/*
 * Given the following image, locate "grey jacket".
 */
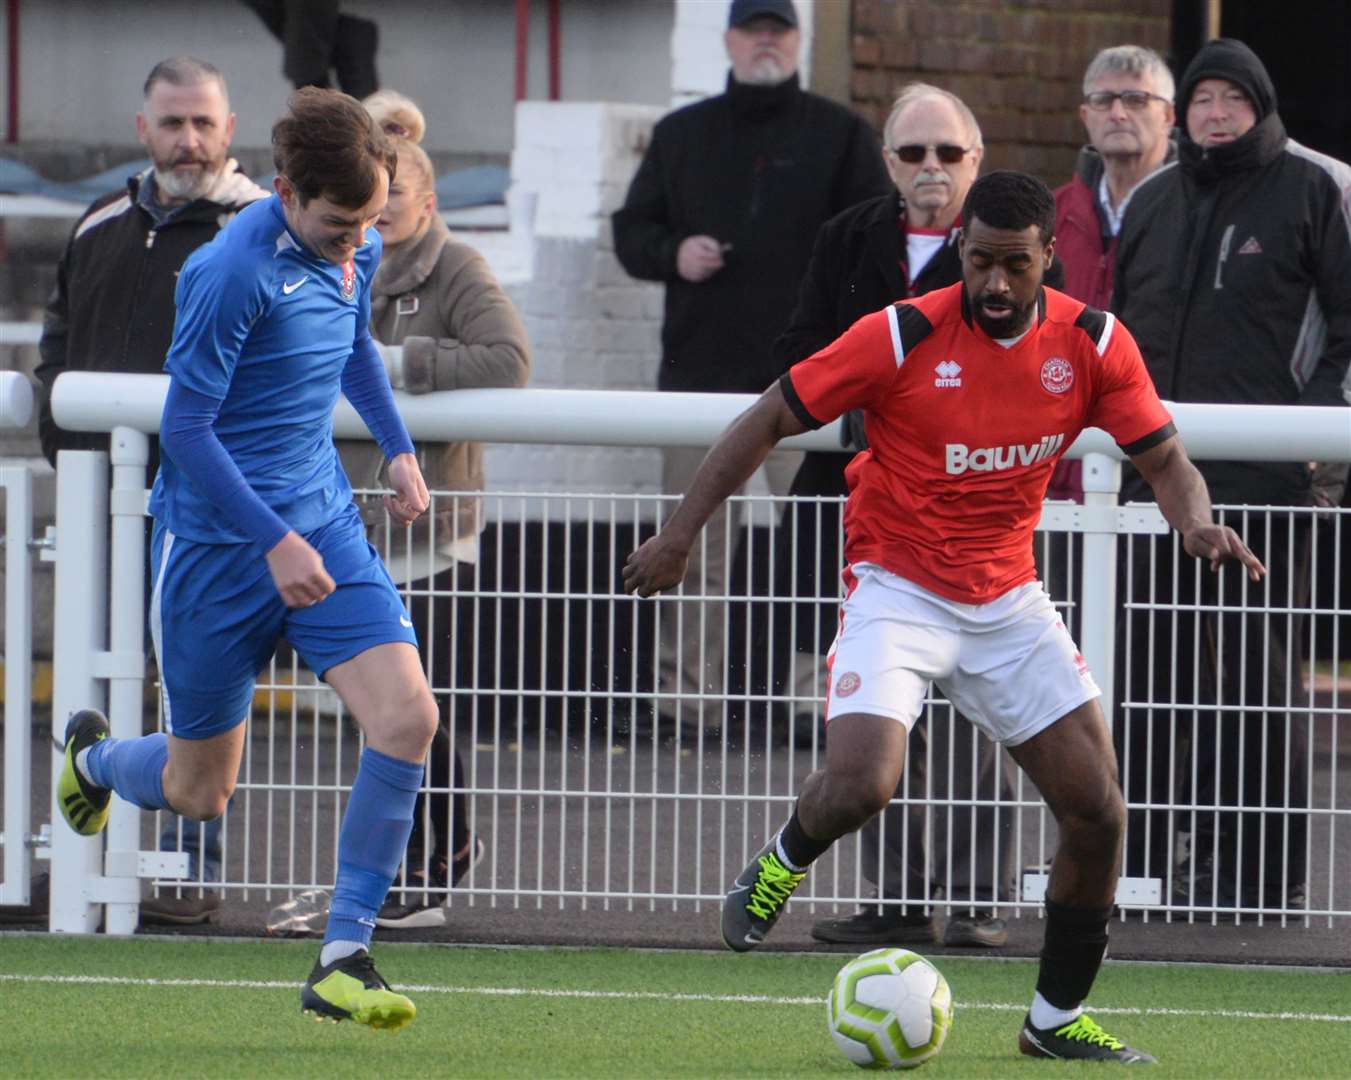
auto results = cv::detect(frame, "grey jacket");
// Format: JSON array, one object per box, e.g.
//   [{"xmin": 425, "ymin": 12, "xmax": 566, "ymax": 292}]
[{"xmin": 339, "ymin": 214, "xmax": 530, "ymax": 562}]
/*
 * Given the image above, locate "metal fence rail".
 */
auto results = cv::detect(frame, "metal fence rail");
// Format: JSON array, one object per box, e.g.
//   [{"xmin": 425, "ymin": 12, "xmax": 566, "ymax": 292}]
[{"xmin": 17, "ymin": 382, "xmax": 1351, "ymax": 934}]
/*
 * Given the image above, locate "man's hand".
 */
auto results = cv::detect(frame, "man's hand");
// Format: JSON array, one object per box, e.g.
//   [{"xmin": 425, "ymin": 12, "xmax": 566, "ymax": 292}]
[
  {"xmin": 676, "ymin": 235, "xmax": 726, "ymax": 283},
  {"xmin": 622, "ymin": 531, "xmax": 692, "ymax": 597},
  {"xmin": 385, "ymin": 452, "xmax": 430, "ymax": 525},
  {"xmin": 266, "ymin": 531, "xmax": 336, "ymax": 607},
  {"xmin": 1181, "ymin": 523, "xmax": 1266, "ymax": 581}
]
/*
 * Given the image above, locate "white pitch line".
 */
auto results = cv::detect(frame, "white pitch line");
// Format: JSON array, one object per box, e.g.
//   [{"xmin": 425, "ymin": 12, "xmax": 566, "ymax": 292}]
[{"xmin": 1, "ymin": 974, "xmax": 1348, "ymax": 1024}]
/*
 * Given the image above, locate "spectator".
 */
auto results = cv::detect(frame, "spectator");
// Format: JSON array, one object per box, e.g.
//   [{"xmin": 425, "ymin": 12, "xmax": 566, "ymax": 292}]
[
  {"xmin": 241, "ymin": 0, "xmax": 378, "ymax": 99},
  {"xmin": 1052, "ymin": 45, "xmax": 1176, "ymax": 505},
  {"xmin": 339, "ymin": 92, "xmax": 530, "ymax": 928},
  {"xmin": 34, "ymin": 56, "xmax": 268, "ymax": 926},
  {"xmin": 611, "ymin": 0, "xmax": 890, "ymax": 731},
  {"xmin": 1112, "ymin": 38, "xmax": 1351, "ymax": 914},
  {"xmin": 771, "ymin": 83, "xmax": 1013, "ymax": 948}
]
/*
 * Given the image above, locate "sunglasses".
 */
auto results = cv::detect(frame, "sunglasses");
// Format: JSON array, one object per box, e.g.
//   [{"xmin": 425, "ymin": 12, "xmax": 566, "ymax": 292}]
[
  {"xmin": 889, "ymin": 143, "xmax": 971, "ymax": 164},
  {"xmin": 1083, "ymin": 90, "xmax": 1169, "ymax": 111}
]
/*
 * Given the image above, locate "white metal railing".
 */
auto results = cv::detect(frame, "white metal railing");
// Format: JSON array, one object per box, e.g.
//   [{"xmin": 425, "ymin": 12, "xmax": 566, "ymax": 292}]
[
  {"xmin": 15, "ymin": 376, "xmax": 1351, "ymax": 934},
  {"xmin": 0, "ymin": 371, "xmax": 38, "ymax": 907}
]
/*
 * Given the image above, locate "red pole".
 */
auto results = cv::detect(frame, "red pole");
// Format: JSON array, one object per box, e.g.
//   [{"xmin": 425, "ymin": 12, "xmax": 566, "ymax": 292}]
[
  {"xmin": 6, "ymin": 0, "xmax": 19, "ymax": 143},
  {"xmin": 547, "ymin": 0, "xmax": 560, "ymax": 101},
  {"xmin": 514, "ymin": 0, "xmax": 529, "ymax": 102}
]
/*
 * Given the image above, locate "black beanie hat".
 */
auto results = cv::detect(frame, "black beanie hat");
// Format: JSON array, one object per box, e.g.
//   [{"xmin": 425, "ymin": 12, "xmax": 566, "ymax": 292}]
[{"xmin": 1178, "ymin": 38, "xmax": 1277, "ymax": 120}]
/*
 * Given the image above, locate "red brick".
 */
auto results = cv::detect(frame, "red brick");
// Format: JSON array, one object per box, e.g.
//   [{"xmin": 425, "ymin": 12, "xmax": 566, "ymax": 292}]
[
  {"xmin": 917, "ymin": 39, "xmax": 957, "ymax": 72},
  {"xmin": 853, "ymin": 35, "xmax": 883, "ymax": 67},
  {"xmin": 854, "ymin": 0, "xmax": 883, "ymax": 33},
  {"xmin": 881, "ymin": 37, "xmax": 919, "ymax": 68},
  {"xmin": 952, "ymin": 43, "xmax": 996, "ymax": 73}
]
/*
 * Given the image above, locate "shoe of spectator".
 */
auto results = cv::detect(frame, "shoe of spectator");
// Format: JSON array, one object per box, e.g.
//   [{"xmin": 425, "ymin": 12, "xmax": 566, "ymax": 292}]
[
  {"xmin": 811, "ymin": 906, "xmax": 937, "ymax": 945},
  {"xmin": 139, "ymin": 893, "xmax": 220, "ymax": 926},
  {"xmin": 378, "ymin": 838, "xmax": 484, "ymax": 930},
  {"xmin": 0, "ymin": 870, "xmax": 50, "ymax": 924},
  {"xmin": 942, "ymin": 912, "xmax": 1008, "ymax": 947}
]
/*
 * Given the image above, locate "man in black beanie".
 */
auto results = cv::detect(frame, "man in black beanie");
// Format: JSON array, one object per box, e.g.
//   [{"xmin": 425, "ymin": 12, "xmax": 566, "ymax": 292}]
[{"xmin": 1112, "ymin": 38, "xmax": 1351, "ymax": 919}]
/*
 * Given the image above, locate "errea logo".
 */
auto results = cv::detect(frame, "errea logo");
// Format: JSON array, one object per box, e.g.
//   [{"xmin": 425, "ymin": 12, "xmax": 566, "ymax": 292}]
[
  {"xmin": 934, "ymin": 360, "xmax": 962, "ymax": 388},
  {"xmin": 946, "ymin": 433, "xmax": 1066, "ymax": 475}
]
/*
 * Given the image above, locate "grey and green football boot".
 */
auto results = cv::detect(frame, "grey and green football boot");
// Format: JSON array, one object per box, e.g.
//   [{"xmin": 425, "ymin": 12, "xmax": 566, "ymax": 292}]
[
  {"xmin": 721, "ymin": 835, "xmax": 806, "ymax": 952},
  {"xmin": 1019, "ymin": 1012, "xmax": 1156, "ymax": 1064}
]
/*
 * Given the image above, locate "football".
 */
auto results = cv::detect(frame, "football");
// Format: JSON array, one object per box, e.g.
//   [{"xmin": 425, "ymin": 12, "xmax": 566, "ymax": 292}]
[{"xmin": 826, "ymin": 948, "xmax": 954, "ymax": 1069}]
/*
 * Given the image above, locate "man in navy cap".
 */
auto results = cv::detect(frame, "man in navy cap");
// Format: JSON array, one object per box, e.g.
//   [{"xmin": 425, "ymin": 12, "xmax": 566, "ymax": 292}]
[
  {"xmin": 1112, "ymin": 38, "xmax": 1351, "ymax": 918},
  {"xmin": 612, "ymin": 0, "xmax": 889, "ymax": 735}
]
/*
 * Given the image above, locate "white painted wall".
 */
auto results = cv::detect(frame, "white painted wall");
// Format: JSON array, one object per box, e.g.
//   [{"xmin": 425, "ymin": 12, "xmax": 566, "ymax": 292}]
[{"xmin": 5, "ymin": 0, "xmax": 674, "ymax": 154}]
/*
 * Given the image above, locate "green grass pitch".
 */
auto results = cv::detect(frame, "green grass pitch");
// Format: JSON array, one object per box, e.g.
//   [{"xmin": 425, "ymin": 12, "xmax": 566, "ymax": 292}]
[{"xmin": 1, "ymin": 935, "xmax": 1347, "ymax": 1078}]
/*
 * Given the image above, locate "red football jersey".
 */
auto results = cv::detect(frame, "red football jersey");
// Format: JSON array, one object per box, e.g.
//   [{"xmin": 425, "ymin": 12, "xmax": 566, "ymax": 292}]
[{"xmin": 781, "ymin": 282, "xmax": 1174, "ymax": 603}]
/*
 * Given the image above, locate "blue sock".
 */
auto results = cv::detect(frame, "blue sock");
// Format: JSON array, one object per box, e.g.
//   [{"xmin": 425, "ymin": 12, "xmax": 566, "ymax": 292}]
[
  {"xmin": 325, "ymin": 747, "xmax": 424, "ymax": 948},
  {"xmin": 84, "ymin": 733, "xmax": 171, "ymax": 812}
]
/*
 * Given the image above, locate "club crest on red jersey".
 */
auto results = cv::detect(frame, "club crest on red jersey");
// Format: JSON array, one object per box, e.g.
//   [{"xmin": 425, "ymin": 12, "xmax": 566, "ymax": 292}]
[
  {"xmin": 1040, "ymin": 356, "xmax": 1073, "ymax": 394},
  {"xmin": 340, "ymin": 259, "xmax": 357, "ymax": 302}
]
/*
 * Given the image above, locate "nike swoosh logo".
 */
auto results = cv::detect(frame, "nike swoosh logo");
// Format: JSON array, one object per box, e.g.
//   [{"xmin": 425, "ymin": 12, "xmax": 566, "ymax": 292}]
[
  {"xmin": 356, "ymin": 916, "xmax": 376, "ymax": 928},
  {"xmin": 399, "ymin": 616, "xmax": 414, "ymax": 628},
  {"xmin": 282, "ymin": 275, "xmax": 309, "ymax": 295}
]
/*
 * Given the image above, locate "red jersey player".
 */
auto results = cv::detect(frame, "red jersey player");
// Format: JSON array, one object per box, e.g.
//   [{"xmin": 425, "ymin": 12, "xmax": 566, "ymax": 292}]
[{"xmin": 624, "ymin": 171, "xmax": 1265, "ymax": 1065}]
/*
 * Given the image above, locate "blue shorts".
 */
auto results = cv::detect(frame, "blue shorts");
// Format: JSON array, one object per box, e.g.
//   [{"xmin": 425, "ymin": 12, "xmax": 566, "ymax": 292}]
[{"xmin": 149, "ymin": 503, "xmax": 418, "ymax": 740}]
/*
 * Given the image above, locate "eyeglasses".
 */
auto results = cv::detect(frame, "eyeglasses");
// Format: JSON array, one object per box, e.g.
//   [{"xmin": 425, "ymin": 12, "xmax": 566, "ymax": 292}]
[
  {"xmin": 889, "ymin": 143, "xmax": 971, "ymax": 164},
  {"xmin": 1083, "ymin": 90, "xmax": 1169, "ymax": 111}
]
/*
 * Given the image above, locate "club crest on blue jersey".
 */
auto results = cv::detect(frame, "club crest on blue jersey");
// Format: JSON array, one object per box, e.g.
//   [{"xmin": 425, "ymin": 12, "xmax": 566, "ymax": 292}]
[{"xmin": 340, "ymin": 258, "xmax": 357, "ymax": 302}]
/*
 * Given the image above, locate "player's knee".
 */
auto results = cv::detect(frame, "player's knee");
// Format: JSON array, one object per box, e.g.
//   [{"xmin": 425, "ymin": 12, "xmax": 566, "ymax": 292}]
[
  {"xmin": 379, "ymin": 686, "xmax": 438, "ymax": 752},
  {"xmin": 1064, "ymin": 785, "xmax": 1124, "ymax": 848},
  {"xmin": 823, "ymin": 768, "xmax": 893, "ymax": 829},
  {"xmin": 175, "ymin": 782, "xmax": 233, "ymax": 822}
]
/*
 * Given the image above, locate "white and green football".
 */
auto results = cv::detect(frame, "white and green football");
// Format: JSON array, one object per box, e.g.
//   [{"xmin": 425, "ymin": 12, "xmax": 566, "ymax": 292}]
[{"xmin": 826, "ymin": 947, "xmax": 954, "ymax": 1069}]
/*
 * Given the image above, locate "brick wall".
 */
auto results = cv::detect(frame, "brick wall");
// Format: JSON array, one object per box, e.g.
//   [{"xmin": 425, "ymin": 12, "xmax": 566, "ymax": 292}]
[{"xmin": 849, "ymin": 0, "xmax": 1171, "ymax": 184}]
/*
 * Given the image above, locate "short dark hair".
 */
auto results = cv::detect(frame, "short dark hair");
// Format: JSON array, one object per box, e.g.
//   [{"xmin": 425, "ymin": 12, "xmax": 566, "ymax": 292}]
[
  {"xmin": 961, "ymin": 170, "xmax": 1056, "ymax": 244},
  {"xmin": 271, "ymin": 87, "xmax": 397, "ymax": 208},
  {"xmin": 143, "ymin": 56, "xmax": 228, "ymax": 105}
]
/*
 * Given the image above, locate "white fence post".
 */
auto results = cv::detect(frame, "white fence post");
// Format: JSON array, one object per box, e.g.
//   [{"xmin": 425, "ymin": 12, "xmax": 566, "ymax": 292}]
[
  {"xmin": 99, "ymin": 426, "xmax": 151, "ymax": 933},
  {"xmin": 48, "ymin": 450, "xmax": 108, "ymax": 933},
  {"xmin": 0, "ymin": 464, "xmax": 34, "ymax": 905},
  {"xmin": 1079, "ymin": 451, "xmax": 1122, "ymax": 731}
]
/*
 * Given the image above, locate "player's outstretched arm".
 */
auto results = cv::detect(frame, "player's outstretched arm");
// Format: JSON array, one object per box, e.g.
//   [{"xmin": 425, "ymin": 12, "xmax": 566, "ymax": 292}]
[
  {"xmin": 622, "ymin": 383, "xmax": 807, "ymax": 597},
  {"xmin": 1128, "ymin": 433, "xmax": 1266, "ymax": 580}
]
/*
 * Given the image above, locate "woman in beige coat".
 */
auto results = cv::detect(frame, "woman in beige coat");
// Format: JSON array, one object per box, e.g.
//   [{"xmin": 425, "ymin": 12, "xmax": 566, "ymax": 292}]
[{"xmin": 342, "ymin": 93, "xmax": 530, "ymax": 928}]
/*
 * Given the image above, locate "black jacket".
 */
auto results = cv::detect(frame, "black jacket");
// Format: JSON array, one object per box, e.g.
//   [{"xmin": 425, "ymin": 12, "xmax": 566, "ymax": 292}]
[
  {"xmin": 775, "ymin": 191, "xmax": 1064, "ymax": 485},
  {"xmin": 1112, "ymin": 39, "xmax": 1351, "ymax": 506},
  {"xmin": 773, "ymin": 192, "xmax": 962, "ymax": 493},
  {"xmin": 35, "ymin": 163, "xmax": 266, "ymax": 469},
  {"xmin": 611, "ymin": 73, "xmax": 890, "ymax": 394},
  {"xmin": 774, "ymin": 190, "xmax": 964, "ymax": 369}
]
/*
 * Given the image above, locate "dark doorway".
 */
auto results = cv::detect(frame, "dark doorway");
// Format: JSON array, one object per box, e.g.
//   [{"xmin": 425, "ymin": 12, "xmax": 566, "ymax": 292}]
[{"xmin": 1172, "ymin": 0, "xmax": 1351, "ymax": 160}]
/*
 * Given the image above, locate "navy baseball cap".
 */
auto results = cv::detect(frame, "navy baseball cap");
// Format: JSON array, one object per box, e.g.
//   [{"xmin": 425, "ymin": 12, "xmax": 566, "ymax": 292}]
[{"xmin": 728, "ymin": 0, "xmax": 798, "ymax": 29}]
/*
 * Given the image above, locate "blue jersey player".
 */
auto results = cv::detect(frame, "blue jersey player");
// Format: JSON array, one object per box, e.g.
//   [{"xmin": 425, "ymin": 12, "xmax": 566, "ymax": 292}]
[{"xmin": 56, "ymin": 88, "xmax": 437, "ymax": 1032}]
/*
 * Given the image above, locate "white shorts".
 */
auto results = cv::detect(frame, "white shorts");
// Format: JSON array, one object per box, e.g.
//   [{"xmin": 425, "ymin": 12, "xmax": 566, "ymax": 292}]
[{"xmin": 825, "ymin": 564, "xmax": 1100, "ymax": 747}]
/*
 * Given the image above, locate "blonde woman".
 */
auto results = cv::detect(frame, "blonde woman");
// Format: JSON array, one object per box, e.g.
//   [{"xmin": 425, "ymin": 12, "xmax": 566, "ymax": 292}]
[{"xmin": 343, "ymin": 91, "xmax": 531, "ymax": 928}]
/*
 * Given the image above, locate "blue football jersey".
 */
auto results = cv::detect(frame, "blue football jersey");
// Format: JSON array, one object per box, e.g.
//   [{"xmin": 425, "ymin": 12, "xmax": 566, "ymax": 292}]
[{"xmin": 149, "ymin": 194, "xmax": 382, "ymax": 544}]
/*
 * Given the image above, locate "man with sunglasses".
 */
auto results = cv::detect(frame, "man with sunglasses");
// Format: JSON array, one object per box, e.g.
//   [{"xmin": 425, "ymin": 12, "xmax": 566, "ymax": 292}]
[{"xmin": 772, "ymin": 84, "xmax": 1016, "ymax": 952}]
